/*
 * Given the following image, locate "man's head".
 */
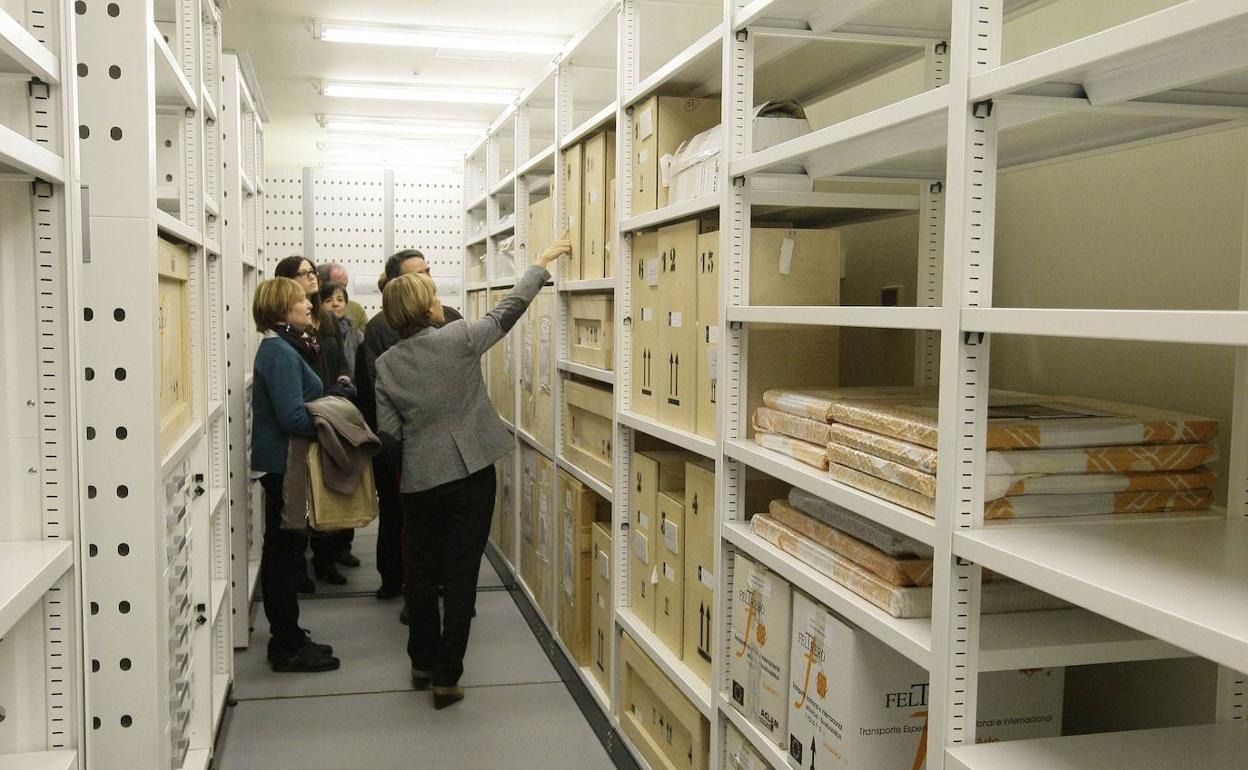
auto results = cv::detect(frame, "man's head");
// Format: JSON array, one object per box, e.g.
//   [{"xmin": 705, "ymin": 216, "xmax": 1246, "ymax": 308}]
[
  {"xmin": 318, "ymin": 262, "xmax": 349, "ymax": 288},
  {"xmin": 383, "ymin": 249, "xmax": 431, "ymax": 285}
]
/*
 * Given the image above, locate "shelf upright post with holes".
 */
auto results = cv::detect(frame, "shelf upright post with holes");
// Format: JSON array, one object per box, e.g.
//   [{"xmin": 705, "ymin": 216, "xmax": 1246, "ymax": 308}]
[{"xmin": 0, "ymin": 0, "xmax": 83, "ymax": 767}]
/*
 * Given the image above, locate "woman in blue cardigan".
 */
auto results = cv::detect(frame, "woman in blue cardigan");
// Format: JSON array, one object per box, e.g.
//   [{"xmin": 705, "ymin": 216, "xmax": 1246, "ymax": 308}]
[{"xmin": 250, "ymin": 277, "xmax": 340, "ymax": 673}]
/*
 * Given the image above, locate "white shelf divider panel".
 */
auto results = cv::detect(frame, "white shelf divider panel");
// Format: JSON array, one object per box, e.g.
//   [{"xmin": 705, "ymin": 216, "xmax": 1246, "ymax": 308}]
[
  {"xmin": 955, "ymin": 517, "xmax": 1248, "ymax": 675},
  {"xmin": 517, "ymin": 144, "xmax": 555, "ymax": 177},
  {"xmin": 963, "ymin": 307, "xmax": 1248, "ymax": 346},
  {"xmin": 0, "ymin": 542, "xmax": 73, "ymax": 638},
  {"xmin": 620, "ymin": 194, "xmax": 719, "ymax": 234},
  {"xmin": 561, "ymin": 101, "xmax": 618, "ymax": 150},
  {"xmin": 556, "ymin": 455, "xmax": 613, "ymax": 500},
  {"xmin": 727, "ymin": 305, "xmax": 944, "ymax": 330},
  {"xmin": 560, "ymin": 277, "xmax": 615, "ymax": 292},
  {"xmin": 155, "ymin": 209, "xmax": 203, "ymax": 248},
  {"xmin": 558, "ymin": 358, "xmax": 615, "ymax": 384},
  {"xmin": 152, "ymin": 24, "xmax": 196, "ymax": 109},
  {"xmin": 619, "ymin": 410, "xmax": 717, "ymax": 459},
  {"xmin": 617, "ymin": 608, "xmax": 714, "ymax": 719},
  {"xmin": 0, "ymin": 122, "xmax": 64, "ymax": 182},
  {"xmin": 0, "ymin": 751, "xmax": 77, "ymax": 770},
  {"xmin": 0, "ymin": 8, "xmax": 59, "ymax": 82},
  {"xmin": 945, "ymin": 722, "xmax": 1248, "ymax": 770},
  {"xmin": 624, "ymin": 23, "xmax": 723, "ymax": 107}
]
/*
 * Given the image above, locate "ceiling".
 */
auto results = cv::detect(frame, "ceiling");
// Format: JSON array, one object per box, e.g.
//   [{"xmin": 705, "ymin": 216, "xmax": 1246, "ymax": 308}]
[{"xmin": 221, "ymin": 0, "xmax": 603, "ymax": 168}]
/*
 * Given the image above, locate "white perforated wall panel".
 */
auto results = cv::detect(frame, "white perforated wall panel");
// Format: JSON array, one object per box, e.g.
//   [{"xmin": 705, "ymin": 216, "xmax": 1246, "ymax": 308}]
[
  {"xmin": 394, "ymin": 171, "xmax": 464, "ymax": 316},
  {"xmin": 263, "ymin": 171, "xmax": 303, "ymax": 260}
]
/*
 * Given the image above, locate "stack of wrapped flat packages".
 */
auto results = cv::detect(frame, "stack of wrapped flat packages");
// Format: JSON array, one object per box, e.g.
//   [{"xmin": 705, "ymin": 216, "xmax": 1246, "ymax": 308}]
[
  {"xmin": 762, "ymin": 387, "xmax": 1219, "ymax": 520},
  {"xmin": 749, "ymin": 489, "xmax": 1070, "ymax": 618},
  {"xmin": 751, "ymin": 386, "xmax": 932, "ymax": 472}
]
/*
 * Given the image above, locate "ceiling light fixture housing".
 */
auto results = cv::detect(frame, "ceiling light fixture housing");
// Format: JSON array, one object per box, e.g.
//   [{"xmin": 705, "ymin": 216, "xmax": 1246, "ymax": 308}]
[
  {"xmin": 317, "ymin": 115, "xmax": 488, "ymax": 137},
  {"xmin": 315, "ymin": 21, "xmax": 565, "ymax": 56},
  {"xmin": 321, "ymin": 81, "xmax": 517, "ymax": 105}
]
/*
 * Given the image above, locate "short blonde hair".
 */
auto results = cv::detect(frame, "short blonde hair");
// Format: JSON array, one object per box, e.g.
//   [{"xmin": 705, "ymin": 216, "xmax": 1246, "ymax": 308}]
[
  {"xmin": 383, "ymin": 272, "xmax": 438, "ymax": 336},
  {"xmin": 253, "ymin": 277, "xmax": 307, "ymax": 332}
]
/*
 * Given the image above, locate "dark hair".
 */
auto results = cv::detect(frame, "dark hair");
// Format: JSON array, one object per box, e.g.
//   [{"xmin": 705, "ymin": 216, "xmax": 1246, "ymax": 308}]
[
  {"xmin": 274, "ymin": 256, "xmax": 330, "ymax": 330},
  {"xmin": 320, "ymin": 280, "xmax": 348, "ymax": 305},
  {"xmin": 384, "ymin": 249, "xmax": 426, "ymax": 281}
]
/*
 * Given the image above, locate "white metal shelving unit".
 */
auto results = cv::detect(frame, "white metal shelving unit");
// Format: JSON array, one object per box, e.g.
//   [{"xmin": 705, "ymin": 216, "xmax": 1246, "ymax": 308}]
[
  {"xmin": 74, "ymin": 0, "xmax": 242, "ymax": 766},
  {"xmin": 468, "ymin": 1, "xmax": 1248, "ymax": 768},
  {"xmin": 0, "ymin": 0, "xmax": 82, "ymax": 766}
]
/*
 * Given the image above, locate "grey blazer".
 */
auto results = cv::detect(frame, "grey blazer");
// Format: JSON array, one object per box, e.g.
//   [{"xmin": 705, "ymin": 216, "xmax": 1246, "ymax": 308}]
[{"xmin": 375, "ymin": 264, "xmax": 549, "ymax": 493}]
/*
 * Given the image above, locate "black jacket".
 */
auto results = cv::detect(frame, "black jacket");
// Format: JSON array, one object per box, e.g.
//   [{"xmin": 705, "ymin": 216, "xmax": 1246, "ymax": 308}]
[
  {"xmin": 313, "ymin": 310, "xmax": 354, "ymax": 399},
  {"xmin": 355, "ymin": 304, "xmax": 463, "ymax": 430}
]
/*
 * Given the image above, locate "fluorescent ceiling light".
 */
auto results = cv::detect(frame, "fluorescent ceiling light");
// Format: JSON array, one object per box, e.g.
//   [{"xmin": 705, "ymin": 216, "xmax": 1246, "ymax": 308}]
[
  {"xmin": 320, "ymin": 146, "xmax": 465, "ymax": 165},
  {"xmin": 321, "ymin": 81, "xmax": 516, "ymax": 105},
  {"xmin": 321, "ymin": 134, "xmax": 474, "ymax": 151},
  {"xmin": 319, "ymin": 115, "xmax": 488, "ymax": 137},
  {"xmin": 317, "ymin": 21, "xmax": 564, "ymax": 55}
]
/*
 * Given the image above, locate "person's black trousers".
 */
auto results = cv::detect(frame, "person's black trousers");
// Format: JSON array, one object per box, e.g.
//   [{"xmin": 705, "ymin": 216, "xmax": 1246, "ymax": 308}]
[
  {"xmin": 402, "ymin": 465, "xmax": 496, "ymax": 687},
  {"xmin": 310, "ymin": 529, "xmax": 352, "ymax": 567},
  {"xmin": 375, "ymin": 456, "xmax": 405, "ymax": 591},
  {"xmin": 260, "ymin": 473, "xmax": 308, "ymax": 654}
]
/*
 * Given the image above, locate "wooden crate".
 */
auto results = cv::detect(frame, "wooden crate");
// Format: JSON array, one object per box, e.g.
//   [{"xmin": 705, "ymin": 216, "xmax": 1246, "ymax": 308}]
[
  {"xmin": 570, "ymin": 292, "xmax": 614, "ymax": 371},
  {"xmin": 655, "ymin": 490, "xmax": 685, "ymax": 657},
  {"xmin": 563, "ymin": 142, "xmax": 583, "ymax": 279},
  {"xmin": 620, "ymin": 631, "xmax": 710, "ymax": 770},
  {"xmin": 528, "ymin": 195, "xmax": 555, "ymax": 273},
  {"xmin": 695, "ymin": 230, "xmax": 719, "ymax": 440},
  {"xmin": 562, "ymin": 378, "xmax": 613, "ymax": 485},
  {"xmin": 682, "ymin": 459, "xmax": 715, "ymax": 686},
  {"xmin": 158, "ymin": 237, "xmax": 193, "ymax": 452},
  {"xmin": 581, "ymin": 131, "xmax": 615, "ymax": 280},
  {"xmin": 520, "ymin": 288, "xmax": 556, "ymax": 451}
]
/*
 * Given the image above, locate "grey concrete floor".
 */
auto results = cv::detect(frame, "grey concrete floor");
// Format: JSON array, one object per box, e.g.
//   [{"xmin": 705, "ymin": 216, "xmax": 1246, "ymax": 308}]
[{"xmin": 214, "ymin": 523, "xmax": 615, "ymax": 770}]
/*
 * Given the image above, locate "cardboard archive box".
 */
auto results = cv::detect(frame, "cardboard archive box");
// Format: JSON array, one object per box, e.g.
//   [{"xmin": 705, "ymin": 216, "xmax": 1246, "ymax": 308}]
[
  {"xmin": 570, "ymin": 293, "xmax": 614, "ymax": 370},
  {"xmin": 590, "ymin": 521, "xmax": 613, "ymax": 693},
  {"xmin": 563, "ymin": 142, "xmax": 583, "ymax": 279},
  {"xmin": 657, "ymin": 220, "xmax": 700, "ymax": 432},
  {"xmin": 629, "ymin": 450, "xmax": 689, "ymax": 629},
  {"xmin": 631, "ymin": 230, "xmax": 660, "ymax": 417},
  {"xmin": 558, "ymin": 470, "xmax": 607, "ymax": 665},
  {"xmin": 682, "ymin": 459, "xmax": 716, "ymax": 685},
  {"xmin": 158, "ymin": 237, "xmax": 193, "ymax": 451},
  {"xmin": 631, "ymin": 95, "xmax": 722, "ymax": 216},
  {"xmin": 521, "ymin": 288, "xmax": 557, "ymax": 451},
  {"xmin": 747, "ymin": 228, "xmax": 843, "ymax": 429},
  {"xmin": 491, "ymin": 294, "xmax": 516, "ymax": 425},
  {"xmin": 620, "ymin": 631, "xmax": 710, "ymax": 770},
  {"xmin": 726, "ymin": 721, "xmax": 772, "ymax": 770},
  {"xmin": 729, "ymin": 554, "xmax": 793, "ymax": 749},
  {"xmin": 535, "ymin": 453, "xmax": 558, "ymax": 623},
  {"xmin": 786, "ymin": 591, "xmax": 1064, "ymax": 769},
  {"xmin": 655, "ymin": 490, "xmax": 686, "ymax": 656},
  {"xmin": 581, "ymin": 131, "xmax": 616, "ymax": 280},
  {"xmin": 498, "ymin": 456, "xmax": 516, "ymax": 566},
  {"xmin": 695, "ymin": 229, "xmax": 719, "ymax": 439},
  {"xmin": 528, "ymin": 194, "xmax": 556, "ymax": 273},
  {"xmin": 563, "ymin": 378, "xmax": 614, "ymax": 486},
  {"xmin": 519, "ymin": 448, "xmax": 539, "ymax": 593}
]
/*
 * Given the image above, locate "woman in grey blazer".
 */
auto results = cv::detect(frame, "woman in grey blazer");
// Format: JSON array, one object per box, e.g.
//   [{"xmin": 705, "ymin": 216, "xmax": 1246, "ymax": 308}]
[{"xmin": 375, "ymin": 240, "xmax": 568, "ymax": 708}]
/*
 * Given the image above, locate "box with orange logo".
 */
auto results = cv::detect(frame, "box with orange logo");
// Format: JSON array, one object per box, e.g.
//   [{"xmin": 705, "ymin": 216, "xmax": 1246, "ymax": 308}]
[
  {"xmin": 728, "ymin": 553, "xmax": 793, "ymax": 750},
  {"xmin": 786, "ymin": 590, "xmax": 1063, "ymax": 769}
]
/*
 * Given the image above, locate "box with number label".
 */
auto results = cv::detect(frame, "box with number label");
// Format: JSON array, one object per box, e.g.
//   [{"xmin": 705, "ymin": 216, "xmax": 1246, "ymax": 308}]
[
  {"xmin": 654, "ymin": 490, "xmax": 686, "ymax": 656},
  {"xmin": 657, "ymin": 220, "xmax": 701, "ymax": 431},
  {"xmin": 590, "ymin": 521, "xmax": 613, "ymax": 694},
  {"xmin": 570, "ymin": 292, "xmax": 614, "ymax": 370},
  {"xmin": 631, "ymin": 230, "xmax": 661, "ymax": 417},
  {"xmin": 557, "ymin": 470, "xmax": 610, "ymax": 666}
]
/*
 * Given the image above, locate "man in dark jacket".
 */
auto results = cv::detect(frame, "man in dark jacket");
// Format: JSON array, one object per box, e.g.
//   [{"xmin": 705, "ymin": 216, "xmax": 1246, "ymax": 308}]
[{"xmin": 356, "ymin": 249, "xmax": 462, "ymax": 604}]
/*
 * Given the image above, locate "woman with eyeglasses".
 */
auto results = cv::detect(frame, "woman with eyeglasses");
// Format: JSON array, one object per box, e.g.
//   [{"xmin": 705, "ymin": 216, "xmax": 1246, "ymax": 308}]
[{"xmin": 273, "ymin": 255, "xmax": 358, "ymax": 586}]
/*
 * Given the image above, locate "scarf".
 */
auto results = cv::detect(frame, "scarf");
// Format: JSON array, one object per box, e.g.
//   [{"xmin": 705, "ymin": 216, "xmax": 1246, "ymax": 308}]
[{"xmin": 273, "ymin": 322, "xmax": 321, "ymax": 369}]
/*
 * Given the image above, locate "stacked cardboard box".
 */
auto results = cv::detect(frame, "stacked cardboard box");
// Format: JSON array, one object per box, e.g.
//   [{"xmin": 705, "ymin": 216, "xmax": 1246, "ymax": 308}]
[
  {"xmin": 629, "ymin": 450, "xmax": 689, "ymax": 630},
  {"xmin": 631, "ymin": 230, "xmax": 660, "ymax": 418},
  {"xmin": 519, "ymin": 288, "xmax": 557, "ymax": 452},
  {"xmin": 589, "ymin": 521, "xmax": 613, "ymax": 694},
  {"xmin": 519, "ymin": 447, "xmax": 556, "ymax": 623},
  {"xmin": 630, "ymin": 95, "xmax": 721, "ymax": 216},
  {"xmin": 620, "ymin": 631, "xmax": 710, "ymax": 770},
  {"xmin": 569, "ymin": 293, "xmax": 614, "ymax": 370},
  {"xmin": 563, "ymin": 130, "xmax": 616, "ymax": 281},
  {"xmin": 489, "ymin": 291, "xmax": 517, "ymax": 425},
  {"xmin": 528, "ymin": 194, "xmax": 557, "ymax": 279},
  {"xmin": 563, "ymin": 378, "xmax": 614, "ymax": 485},
  {"xmin": 787, "ymin": 589, "xmax": 1064, "ymax": 768},
  {"xmin": 557, "ymin": 470, "xmax": 611, "ymax": 667},
  {"xmin": 728, "ymin": 553, "xmax": 793, "ymax": 750}
]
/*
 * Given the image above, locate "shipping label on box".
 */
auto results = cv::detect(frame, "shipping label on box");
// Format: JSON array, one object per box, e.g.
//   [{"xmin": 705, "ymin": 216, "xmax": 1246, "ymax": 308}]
[
  {"xmin": 730, "ymin": 554, "xmax": 792, "ymax": 749},
  {"xmin": 570, "ymin": 293, "xmax": 614, "ymax": 370},
  {"xmin": 787, "ymin": 591, "xmax": 1064, "ymax": 770},
  {"xmin": 695, "ymin": 229, "xmax": 720, "ymax": 440},
  {"xmin": 682, "ymin": 461, "xmax": 716, "ymax": 685}
]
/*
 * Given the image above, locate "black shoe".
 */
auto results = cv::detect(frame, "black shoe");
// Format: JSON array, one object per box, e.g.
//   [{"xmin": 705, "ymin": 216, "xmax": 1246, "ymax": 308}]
[
  {"xmin": 411, "ymin": 669, "xmax": 432, "ymax": 691},
  {"xmin": 269, "ymin": 643, "xmax": 340, "ymax": 673},
  {"xmin": 301, "ymin": 628, "xmax": 333, "ymax": 655},
  {"xmin": 314, "ymin": 562, "xmax": 348, "ymax": 585},
  {"xmin": 376, "ymin": 584, "xmax": 403, "ymax": 600},
  {"xmin": 298, "ymin": 574, "xmax": 316, "ymax": 594},
  {"xmin": 335, "ymin": 551, "xmax": 361, "ymax": 568},
  {"xmin": 399, "ymin": 606, "xmax": 410, "ymax": 625},
  {"xmin": 432, "ymin": 686, "xmax": 464, "ymax": 709}
]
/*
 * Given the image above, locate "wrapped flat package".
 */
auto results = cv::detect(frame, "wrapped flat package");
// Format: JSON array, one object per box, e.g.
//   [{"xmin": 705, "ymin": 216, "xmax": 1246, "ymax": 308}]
[
  {"xmin": 754, "ymin": 431, "xmax": 828, "ymax": 471},
  {"xmin": 788, "ymin": 487, "xmax": 933, "ymax": 559},
  {"xmin": 827, "ymin": 443, "xmax": 1217, "ymax": 501},
  {"xmin": 752, "ymin": 407, "xmax": 836, "ymax": 445},
  {"xmin": 829, "ymin": 422, "xmax": 1217, "ymax": 476},
  {"xmin": 766, "ymin": 499, "xmax": 932, "ymax": 586},
  {"xmin": 829, "ymin": 392, "xmax": 1219, "ymax": 451},
  {"xmin": 985, "ymin": 488, "xmax": 1213, "ymax": 519},
  {"xmin": 762, "ymin": 386, "xmax": 932, "ymax": 423},
  {"xmin": 829, "ymin": 462, "xmax": 1214, "ymax": 519},
  {"xmin": 749, "ymin": 515, "xmax": 1070, "ymax": 618}
]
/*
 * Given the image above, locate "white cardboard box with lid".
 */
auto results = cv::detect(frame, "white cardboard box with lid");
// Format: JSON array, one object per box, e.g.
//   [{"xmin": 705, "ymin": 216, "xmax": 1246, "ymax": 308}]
[{"xmin": 729, "ymin": 552, "xmax": 793, "ymax": 750}]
